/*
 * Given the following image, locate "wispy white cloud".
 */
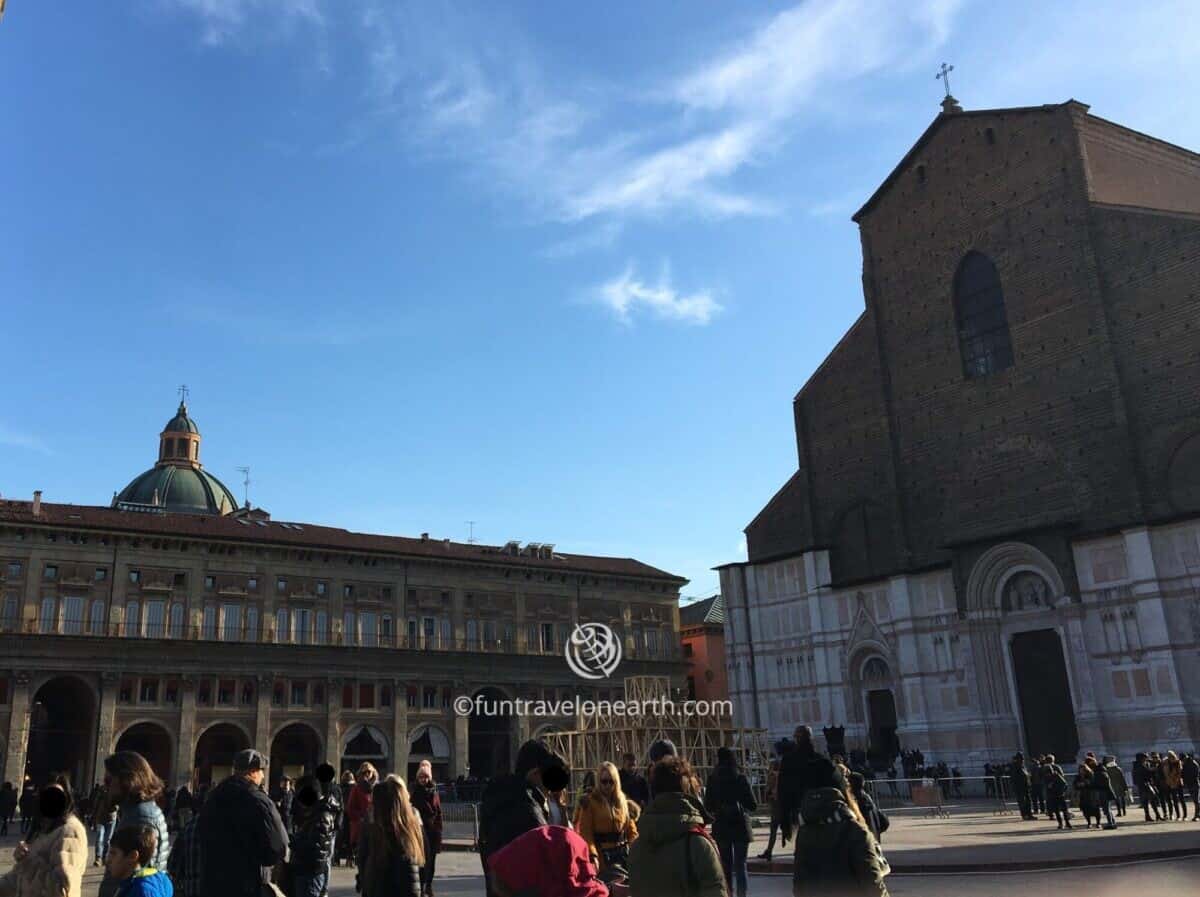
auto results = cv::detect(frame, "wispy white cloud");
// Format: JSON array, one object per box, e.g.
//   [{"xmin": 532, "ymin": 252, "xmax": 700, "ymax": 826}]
[
  {"xmin": 539, "ymin": 221, "xmax": 623, "ymax": 260},
  {"xmin": 0, "ymin": 425, "xmax": 52, "ymax": 455},
  {"xmin": 163, "ymin": 1, "xmax": 961, "ymax": 225},
  {"xmin": 594, "ymin": 264, "xmax": 722, "ymax": 326},
  {"xmin": 165, "ymin": 0, "xmax": 324, "ymax": 46}
]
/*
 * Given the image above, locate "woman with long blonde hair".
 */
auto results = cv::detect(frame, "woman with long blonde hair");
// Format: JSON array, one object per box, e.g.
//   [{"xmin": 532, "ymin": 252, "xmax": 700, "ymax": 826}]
[
  {"xmin": 574, "ymin": 760, "xmax": 638, "ymax": 879},
  {"xmin": 356, "ymin": 776, "xmax": 425, "ymax": 897}
]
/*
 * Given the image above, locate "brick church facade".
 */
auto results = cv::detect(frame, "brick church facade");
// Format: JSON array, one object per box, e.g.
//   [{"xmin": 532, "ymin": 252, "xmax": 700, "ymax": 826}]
[{"xmin": 719, "ymin": 97, "xmax": 1200, "ymax": 767}]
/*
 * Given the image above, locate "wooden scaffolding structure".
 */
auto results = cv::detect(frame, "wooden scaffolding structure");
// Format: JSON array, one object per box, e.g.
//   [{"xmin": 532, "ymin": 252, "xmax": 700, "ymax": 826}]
[{"xmin": 541, "ymin": 676, "xmax": 771, "ymax": 803}]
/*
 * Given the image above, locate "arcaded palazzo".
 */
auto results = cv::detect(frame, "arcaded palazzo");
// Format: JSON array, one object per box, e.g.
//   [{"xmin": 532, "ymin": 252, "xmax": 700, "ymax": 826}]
[
  {"xmin": 720, "ymin": 96, "xmax": 1200, "ymax": 769},
  {"xmin": 0, "ymin": 401, "xmax": 685, "ymax": 790}
]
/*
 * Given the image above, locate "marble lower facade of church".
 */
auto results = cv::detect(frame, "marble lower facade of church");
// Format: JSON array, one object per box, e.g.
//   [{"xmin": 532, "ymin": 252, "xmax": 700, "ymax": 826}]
[{"xmin": 719, "ymin": 519, "xmax": 1200, "ymax": 769}]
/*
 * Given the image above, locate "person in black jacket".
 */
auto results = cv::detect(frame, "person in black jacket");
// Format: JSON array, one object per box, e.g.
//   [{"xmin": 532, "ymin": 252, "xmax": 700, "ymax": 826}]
[
  {"xmin": 478, "ymin": 740, "xmax": 561, "ymax": 897},
  {"xmin": 704, "ymin": 747, "xmax": 757, "ymax": 897},
  {"xmin": 289, "ymin": 774, "xmax": 338, "ymax": 897},
  {"xmin": 778, "ymin": 725, "xmax": 846, "ymax": 844},
  {"xmin": 1182, "ymin": 753, "xmax": 1200, "ymax": 821},
  {"xmin": 356, "ymin": 777, "xmax": 423, "ymax": 897},
  {"xmin": 1132, "ymin": 753, "xmax": 1163, "ymax": 822},
  {"xmin": 618, "ymin": 753, "xmax": 649, "ymax": 809},
  {"xmin": 1009, "ymin": 753, "xmax": 1034, "ymax": 820},
  {"xmin": 197, "ymin": 749, "xmax": 288, "ymax": 897},
  {"xmin": 314, "ymin": 762, "xmax": 342, "ymax": 894}
]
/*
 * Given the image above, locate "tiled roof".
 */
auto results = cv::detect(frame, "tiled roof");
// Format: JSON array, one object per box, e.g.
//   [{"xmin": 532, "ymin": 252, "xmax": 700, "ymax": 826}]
[
  {"xmin": 0, "ymin": 500, "xmax": 686, "ymax": 583},
  {"xmin": 679, "ymin": 594, "xmax": 724, "ymax": 626}
]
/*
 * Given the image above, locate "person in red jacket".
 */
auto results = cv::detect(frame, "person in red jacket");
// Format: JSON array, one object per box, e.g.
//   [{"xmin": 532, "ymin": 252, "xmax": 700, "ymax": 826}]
[
  {"xmin": 345, "ymin": 763, "xmax": 379, "ymax": 855},
  {"xmin": 488, "ymin": 825, "xmax": 609, "ymax": 897}
]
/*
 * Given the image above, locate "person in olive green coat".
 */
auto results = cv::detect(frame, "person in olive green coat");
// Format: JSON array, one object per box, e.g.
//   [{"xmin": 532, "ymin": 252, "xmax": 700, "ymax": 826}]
[
  {"xmin": 627, "ymin": 757, "xmax": 727, "ymax": 897},
  {"xmin": 791, "ymin": 787, "xmax": 888, "ymax": 897}
]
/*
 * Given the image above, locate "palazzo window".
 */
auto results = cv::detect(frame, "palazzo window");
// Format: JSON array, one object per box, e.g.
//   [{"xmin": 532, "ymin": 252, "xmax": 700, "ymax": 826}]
[
  {"xmin": 423, "ymin": 686, "xmax": 437, "ymax": 709},
  {"xmin": 241, "ymin": 681, "xmax": 255, "ymax": 705},
  {"xmin": 90, "ymin": 600, "xmax": 107, "ymax": 635},
  {"xmin": 125, "ymin": 600, "xmax": 140, "ymax": 637},
  {"xmin": 381, "ymin": 685, "xmax": 393, "ymax": 707},
  {"xmin": 139, "ymin": 678, "xmax": 159, "ymax": 703},
  {"xmin": 217, "ymin": 679, "xmax": 235, "ymax": 705},
  {"xmin": 246, "ymin": 606, "xmax": 259, "ymax": 641},
  {"xmin": 541, "ymin": 622, "xmax": 555, "ymax": 653},
  {"xmin": 359, "ymin": 684, "xmax": 375, "ymax": 709},
  {"xmin": 423, "ymin": 617, "xmax": 436, "ymax": 648},
  {"xmin": 361, "ymin": 612, "xmax": 378, "ymax": 648},
  {"xmin": 276, "ymin": 608, "xmax": 290, "ymax": 643},
  {"xmin": 222, "ymin": 604, "xmax": 242, "ymax": 641},
  {"xmin": 202, "ymin": 605, "xmax": 217, "ymax": 640},
  {"xmin": 291, "ymin": 682, "xmax": 308, "ymax": 706},
  {"xmin": 145, "ymin": 601, "xmax": 165, "ymax": 638},
  {"xmin": 1, "ymin": 595, "xmax": 17, "ymax": 631},
  {"xmin": 294, "ymin": 608, "xmax": 312, "ymax": 645},
  {"xmin": 344, "ymin": 611, "xmax": 357, "ymax": 646},
  {"xmin": 62, "ymin": 596, "xmax": 84, "ymax": 635},
  {"xmin": 407, "ymin": 687, "xmax": 417, "ymax": 709},
  {"xmin": 169, "ymin": 603, "xmax": 185, "ymax": 639},
  {"xmin": 954, "ymin": 251, "xmax": 1014, "ymax": 379},
  {"xmin": 315, "ymin": 610, "xmax": 329, "ymax": 645},
  {"xmin": 119, "ymin": 679, "xmax": 134, "ymax": 703},
  {"xmin": 43, "ymin": 565, "xmax": 57, "ymax": 581}
]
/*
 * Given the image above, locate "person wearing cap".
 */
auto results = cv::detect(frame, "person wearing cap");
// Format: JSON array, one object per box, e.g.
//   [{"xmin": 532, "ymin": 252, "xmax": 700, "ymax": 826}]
[{"xmin": 196, "ymin": 749, "xmax": 288, "ymax": 897}]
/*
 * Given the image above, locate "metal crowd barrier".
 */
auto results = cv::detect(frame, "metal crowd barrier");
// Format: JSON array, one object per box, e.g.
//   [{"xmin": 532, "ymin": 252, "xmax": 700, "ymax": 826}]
[
  {"xmin": 441, "ymin": 801, "xmax": 479, "ymax": 849},
  {"xmin": 865, "ymin": 775, "xmax": 1012, "ymax": 817}
]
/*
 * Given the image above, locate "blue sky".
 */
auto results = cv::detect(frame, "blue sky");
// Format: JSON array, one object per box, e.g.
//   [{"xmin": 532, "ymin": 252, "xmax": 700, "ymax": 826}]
[{"xmin": 3, "ymin": 1, "xmax": 1198, "ymax": 597}]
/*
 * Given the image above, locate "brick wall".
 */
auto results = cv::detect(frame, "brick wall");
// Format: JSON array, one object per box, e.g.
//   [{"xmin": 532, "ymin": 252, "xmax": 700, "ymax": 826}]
[{"xmin": 747, "ymin": 102, "xmax": 1200, "ymax": 587}]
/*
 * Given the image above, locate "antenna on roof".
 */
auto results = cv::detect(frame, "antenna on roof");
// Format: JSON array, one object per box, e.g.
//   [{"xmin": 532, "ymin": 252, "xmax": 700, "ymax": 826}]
[
  {"xmin": 466, "ymin": 521, "xmax": 478, "ymax": 544},
  {"xmin": 236, "ymin": 466, "xmax": 251, "ymax": 508}
]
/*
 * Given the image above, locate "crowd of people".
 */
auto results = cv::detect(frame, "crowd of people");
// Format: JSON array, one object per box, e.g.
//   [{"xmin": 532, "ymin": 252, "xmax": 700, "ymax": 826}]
[
  {"xmin": 996, "ymin": 749, "xmax": 1199, "ymax": 830},
  {"xmin": 4, "ymin": 731, "xmax": 1196, "ymax": 897}
]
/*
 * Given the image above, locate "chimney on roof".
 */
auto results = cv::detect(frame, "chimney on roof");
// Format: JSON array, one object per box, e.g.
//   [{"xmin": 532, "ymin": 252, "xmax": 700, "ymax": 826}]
[
  {"xmin": 443, "ymin": 538, "xmax": 450, "ymax": 547},
  {"xmin": 32, "ymin": 490, "xmax": 42, "ymax": 517},
  {"xmin": 940, "ymin": 94, "xmax": 962, "ymax": 115},
  {"xmin": 421, "ymin": 533, "xmax": 429, "ymax": 542}
]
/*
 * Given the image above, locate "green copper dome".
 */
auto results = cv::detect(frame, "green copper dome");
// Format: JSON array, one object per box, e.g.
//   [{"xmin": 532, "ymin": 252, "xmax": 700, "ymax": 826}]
[
  {"xmin": 115, "ymin": 465, "xmax": 239, "ymax": 515},
  {"xmin": 114, "ymin": 397, "xmax": 238, "ymax": 515}
]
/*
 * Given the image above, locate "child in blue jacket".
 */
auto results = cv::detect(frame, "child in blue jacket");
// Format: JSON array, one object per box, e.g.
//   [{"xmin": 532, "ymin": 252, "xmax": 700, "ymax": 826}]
[{"xmin": 106, "ymin": 824, "xmax": 174, "ymax": 897}]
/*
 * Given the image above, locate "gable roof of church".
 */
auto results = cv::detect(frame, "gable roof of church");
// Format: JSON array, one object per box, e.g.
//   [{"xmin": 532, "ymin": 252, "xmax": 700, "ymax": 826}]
[{"xmin": 852, "ymin": 100, "xmax": 1087, "ymax": 223}]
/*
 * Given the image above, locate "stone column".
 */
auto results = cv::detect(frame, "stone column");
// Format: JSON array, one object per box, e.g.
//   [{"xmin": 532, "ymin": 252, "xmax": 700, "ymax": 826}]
[
  {"xmin": 176, "ymin": 677, "xmax": 198, "ymax": 788},
  {"xmin": 325, "ymin": 679, "xmax": 342, "ymax": 770},
  {"xmin": 514, "ymin": 590, "xmax": 527, "ymax": 651},
  {"xmin": 255, "ymin": 675, "xmax": 272, "ymax": 752},
  {"xmin": 392, "ymin": 681, "xmax": 408, "ymax": 777},
  {"xmin": 453, "ymin": 713, "xmax": 469, "ymax": 779},
  {"xmin": 92, "ymin": 672, "xmax": 119, "ymax": 787},
  {"xmin": 2, "ymin": 671, "xmax": 31, "ymax": 784}
]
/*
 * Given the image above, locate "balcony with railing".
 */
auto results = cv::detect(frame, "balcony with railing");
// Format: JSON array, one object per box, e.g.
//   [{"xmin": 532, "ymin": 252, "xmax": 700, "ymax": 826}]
[{"xmin": 1, "ymin": 614, "xmax": 683, "ymax": 661}]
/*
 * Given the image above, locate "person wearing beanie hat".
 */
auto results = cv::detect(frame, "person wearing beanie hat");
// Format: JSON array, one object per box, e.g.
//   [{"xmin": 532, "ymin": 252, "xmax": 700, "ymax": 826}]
[
  {"xmin": 411, "ymin": 761, "xmax": 443, "ymax": 897},
  {"xmin": 479, "ymin": 740, "xmax": 566, "ymax": 897}
]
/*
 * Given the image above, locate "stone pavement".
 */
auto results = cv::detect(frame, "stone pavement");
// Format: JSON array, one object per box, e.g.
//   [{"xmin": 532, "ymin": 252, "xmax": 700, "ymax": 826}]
[
  {"xmin": 749, "ymin": 807, "xmax": 1200, "ymax": 873},
  {"xmin": 2, "ymin": 816, "xmax": 1198, "ymax": 895}
]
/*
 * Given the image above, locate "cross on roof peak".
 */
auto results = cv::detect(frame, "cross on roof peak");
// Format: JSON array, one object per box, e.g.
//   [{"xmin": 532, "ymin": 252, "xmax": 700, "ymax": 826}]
[{"xmin": 936, "ymin": 62, "xmax": 954, "ymax": 99}]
